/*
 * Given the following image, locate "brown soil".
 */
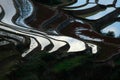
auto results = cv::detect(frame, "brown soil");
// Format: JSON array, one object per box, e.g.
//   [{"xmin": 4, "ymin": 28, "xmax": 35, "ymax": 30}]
[
  {"xmin": 26, "ymin": 1, "xmax": 55, "ymax": 28},
  {"xmin": 47, "ymin": 13, "xmax": 68, "ymax": 30}
]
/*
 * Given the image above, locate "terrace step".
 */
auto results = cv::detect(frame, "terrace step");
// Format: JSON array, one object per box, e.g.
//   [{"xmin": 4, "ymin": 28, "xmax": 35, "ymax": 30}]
[
  {"xmin": 40, "ymin": 12, "xmax": 69, "ymax": 33},
  {"xmin": 62, "ymin": 4, "xmax": 106, "ymax": 15},
  {"xmin": 40, "ymin": 10, "xmax": 60, "ymax": 31},
  {"xmin": 47, "ymin": 14, "xmax": 68, "ymax": 33},
  {"xmin": 0, "ymin": 30, "xmax": 30, "ymax": 52},
  {"xmin": 1, "ymin": 0, "xmax": 120, "ymax": 63},
  {"xmin": 14, "ymin": 0, "xmax": 34, "ymax": 28},
  {"xmin": 26, "ymin": 1, "xmax": 55, "ymax": 28},
  {"xmin": 0, "ymin": 6, "xmax": 4, "ymax": 21},
  {"xmin": 48, "ymin": 38, "xmax": 70, "ymax": 53}
]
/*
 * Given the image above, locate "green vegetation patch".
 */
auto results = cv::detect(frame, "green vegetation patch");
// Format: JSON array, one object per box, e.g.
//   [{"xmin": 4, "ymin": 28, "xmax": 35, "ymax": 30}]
[{"xmin": 53, "ymin": 55, "xmax": 90, "ymax": 72}]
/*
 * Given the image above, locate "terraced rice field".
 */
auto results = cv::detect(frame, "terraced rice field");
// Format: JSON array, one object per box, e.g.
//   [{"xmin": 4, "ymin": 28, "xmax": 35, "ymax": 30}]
[{"xmin": 0, "ymin": 0, "xmax": 120, "ymax": 79}]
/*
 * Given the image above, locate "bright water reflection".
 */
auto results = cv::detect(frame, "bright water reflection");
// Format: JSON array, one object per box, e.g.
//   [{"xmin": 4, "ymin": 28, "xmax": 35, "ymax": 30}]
[
  {"xmin": 87, "ymin": 43, "xmax": 97, "ymax": 54},
  {"xmin": 98, "ymin": 0, "xmax": 114, "ymax": 5},
  {"xmin": 66, "ymin": 0, "xmax": 87, "ymax": 7},
  {"xmin": 101, "ymin": 22, "xmax": 120, "ymax": 37},
  {"xmin": 49, "ymin": 36, "xmax": 86, "ymax": 52},
  {"xmin": 22, "ymin": 38, "xmax": 38, "ymax": 57},
  {"xmin": 89, "ymin": 0, "xmax": 96, "ymax": 3},
  {"xmin": 85, "ymin": 7, "xmax": 115, "ymax": 20},
  {"xmin": 0, "ymin": 0, "xmax": 99, "ymax": 57},
  {"xmin": 15, "ymin": 0, "xmax": 33, "ymax": 28},
  {"xmin": 115, "ymin": 0, "xmax": 120, "ymax": 7},
  {"xmin": 118, "ymin": 14, "xmax": 120, "ymax": 17},
  {"xmin": 0, "ymin": 0, "xmax": 17, "ymax": 26},
  {"xmin": 65, "ymin": 4, "xmax": 96, "ymax": 10}
]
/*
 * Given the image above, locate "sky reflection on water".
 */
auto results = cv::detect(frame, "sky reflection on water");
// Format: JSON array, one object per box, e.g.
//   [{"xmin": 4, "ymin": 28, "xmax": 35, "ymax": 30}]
[
  {"xmin": 65, "ymin": 4, "xmax": 96, "ymax": 10},
  {"xmin": 98, "ymin": 0, "xmax": 114, "ymax": 5},
  {"xmin": 65, "ymin": 0, "xmax": 120, "ymax": 38},
  {"xmin": 66, "ymin": 0, "xmax": 87, "ymax": 7},
  {"xmin": 115, "ymin": 0, "xmax": 120, "ymax": 7},
  {"xmin": 101, "ymin": 22, "xmax": 120, "ymax": 37},
  {"xmin": 85, "ymin": 7, "xmax": 115, "ymax": 19}
]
